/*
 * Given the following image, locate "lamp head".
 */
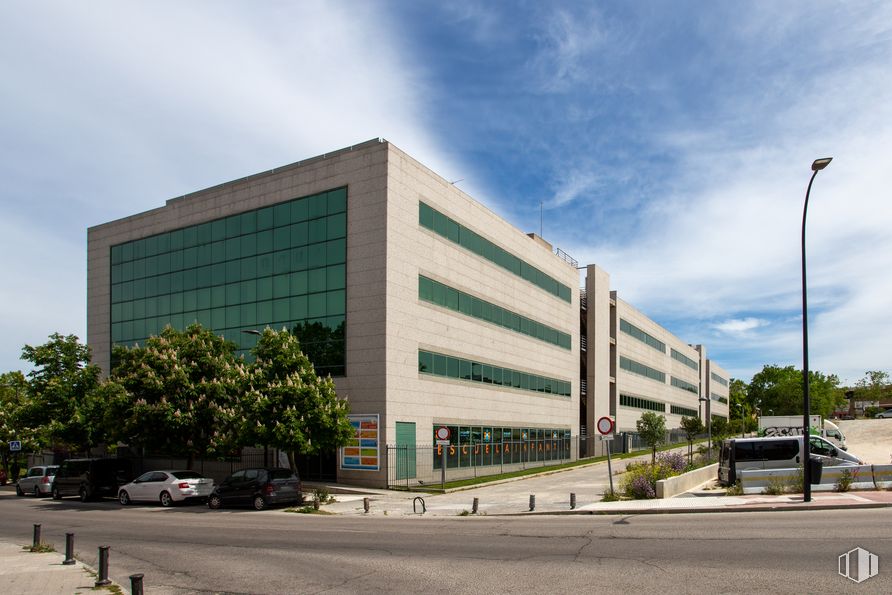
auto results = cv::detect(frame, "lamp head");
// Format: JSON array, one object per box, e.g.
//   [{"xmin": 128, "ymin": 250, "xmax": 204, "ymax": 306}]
[{"xmin": 811, "ymin": 157, "xmax": 832, "ymax": 171}]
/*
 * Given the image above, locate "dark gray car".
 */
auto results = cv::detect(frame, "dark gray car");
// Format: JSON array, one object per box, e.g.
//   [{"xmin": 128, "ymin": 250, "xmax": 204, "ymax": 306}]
[{"xmin": 208, "ymin": 468, "xmax": 302, "ymax": 511}]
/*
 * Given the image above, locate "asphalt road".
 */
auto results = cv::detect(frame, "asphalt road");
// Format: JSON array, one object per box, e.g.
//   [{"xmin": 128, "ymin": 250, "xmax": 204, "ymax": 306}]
[{"xmin": 1, "ymin": 494, "xmax": 890, "ymax": 594}]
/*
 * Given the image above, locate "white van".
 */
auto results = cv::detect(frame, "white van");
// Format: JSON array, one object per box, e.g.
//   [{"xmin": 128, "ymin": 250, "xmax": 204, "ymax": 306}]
[
  {"xmin": 718, "ymin": 435, "xmax": 862, "ymax": 485},
  {"xmin": 823, "ymin": 420, "xmax": 847, "ymax": 450}
]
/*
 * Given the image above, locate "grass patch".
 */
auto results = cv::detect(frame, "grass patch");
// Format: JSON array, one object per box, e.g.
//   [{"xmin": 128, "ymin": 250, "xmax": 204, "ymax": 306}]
[{"xmin": 24, "ymin": 543, "xmax": 56, "ymax": 553}]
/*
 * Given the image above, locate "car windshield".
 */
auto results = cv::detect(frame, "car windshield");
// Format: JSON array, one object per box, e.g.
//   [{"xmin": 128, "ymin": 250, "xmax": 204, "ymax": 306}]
[{"xmin": 171, "ymin": 471, "xmax": 203, "ymax": 479}]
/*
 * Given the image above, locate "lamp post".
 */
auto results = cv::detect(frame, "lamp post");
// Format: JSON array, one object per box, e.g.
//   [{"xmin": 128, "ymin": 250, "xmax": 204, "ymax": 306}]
[{"xmin": 802, "ymin": 157, "xmax": 832, "ymax": 503}]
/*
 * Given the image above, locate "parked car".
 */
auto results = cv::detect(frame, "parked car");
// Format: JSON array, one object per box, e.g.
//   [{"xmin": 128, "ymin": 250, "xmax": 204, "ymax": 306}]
[
  {"xmin": 118, "ymin": 470, "xmax": 214, "ymax": 507},
  {"xmin": 16, "ymin": 465, "xmax": 58, "ymax": 497},
  {"xmin": 875, "ymin": 409, "xmax": 892, "ymax": 419},
  {"xmin": 208, "ymin": 468, "xmax": 302, "ymax": 511},
  {"xmin": 52, "ymin": 458, "xmax": 133, "ymax": 502},
  {"xmin": 718, "ymin": 435, "xmax": 861, "ymax": 485}
]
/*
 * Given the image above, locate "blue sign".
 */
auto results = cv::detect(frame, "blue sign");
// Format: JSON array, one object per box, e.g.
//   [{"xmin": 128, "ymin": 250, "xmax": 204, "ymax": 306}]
[{"xmin": 8, "ymin": 441, "xmax": 21, "ymax": 452}]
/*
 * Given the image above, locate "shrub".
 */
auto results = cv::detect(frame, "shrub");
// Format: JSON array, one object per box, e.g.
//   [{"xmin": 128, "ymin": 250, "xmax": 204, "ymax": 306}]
[
  {"xmin": 726, "ymin": 481, "xmax": 743, "ymax": 496},
  {"xmin": 621, "ymin": 456, "xmax": 687, "ymax": 499},
  {"xmin": 762, "ymin": 476, "xmax": 787, "ymax": 495},
  {"xmin": 657, "ymin": 451, "xmax": 687, "ymax": 474},
  {"xmin": 836, "ymin": 469, "xmax": 854, "ymax": 492}
]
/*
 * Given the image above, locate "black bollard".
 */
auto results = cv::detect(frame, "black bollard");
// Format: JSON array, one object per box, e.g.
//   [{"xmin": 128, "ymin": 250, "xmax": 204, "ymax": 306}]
[
  {"xmin": 95, "ymin": 546, "xmax": 111, "ymax": 587},
  {"xmin": 472, "ymin": 497, "xmax": 479, "ymax": 514},
  {"xmin": 32, "ymin": 524, "xmax": 41, "ymax": 548},
  {"xmin": 363, "ymin": 497, "xmax": 370, "ymax": 513},
  {"xmin": 63, "ymin": 533, "xmax": 75, "ymax": 565},
  {"xmin": 130, "ymin": 573, "xmax": 145, "ymax": 595},
  {"xmin": 529, "ymin": 494, "xmax": 535, "ymax": 511},
  {"xmin": 570, "ymin": 493, "xmax": 576, "ymax": 509}
]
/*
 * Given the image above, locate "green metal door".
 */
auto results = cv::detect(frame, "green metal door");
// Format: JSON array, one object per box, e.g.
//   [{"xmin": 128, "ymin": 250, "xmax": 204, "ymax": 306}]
[{"xmin": 395, "ymin": 422, "xmax": 416, "ymax": 480}]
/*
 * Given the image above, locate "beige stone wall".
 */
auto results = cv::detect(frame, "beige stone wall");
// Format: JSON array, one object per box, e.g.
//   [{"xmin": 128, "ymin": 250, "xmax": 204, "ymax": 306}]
[{"xmin": 383, "ymin": 143, "xmax": 580, "ymax": 460}]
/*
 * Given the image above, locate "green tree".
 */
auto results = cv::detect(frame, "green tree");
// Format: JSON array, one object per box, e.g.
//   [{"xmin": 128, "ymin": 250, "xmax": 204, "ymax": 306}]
[
  {"xmin": 110, "ymin": 324, "xmax": 243, "ymax": 468},
  {"xmin": 19, "ymin": 333, "xmax": 106, "ymax": 454},
  {"xmin": 854, "ymin": 371, "xmax": 890, "ymax": 406},
  {"xmin": 0, "ymin": 371, "xmax": 39, "ymax": 481},
  {"xmin": 747, "ymin": 365, "xmax": 842, "ymax": 420},
  {"xmin": 679, "ymin": 416, "xmax": 703, "ymax": 464},
  {"xmin": 242, "ymin": 327, "xmax": 353, "ymax": 471},
  {"xmin": 636, "ymin": 411, "xmax": 666, "ymax": 464},
  {"xmin": 710, "ymin": 415, "xmax": 730, "ymax": 452}
]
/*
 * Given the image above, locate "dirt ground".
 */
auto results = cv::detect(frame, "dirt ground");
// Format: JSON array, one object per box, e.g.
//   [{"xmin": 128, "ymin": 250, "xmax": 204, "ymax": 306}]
[{"xmin": 834, "ymin": 418, "xmax": 892, "ymax": 464}]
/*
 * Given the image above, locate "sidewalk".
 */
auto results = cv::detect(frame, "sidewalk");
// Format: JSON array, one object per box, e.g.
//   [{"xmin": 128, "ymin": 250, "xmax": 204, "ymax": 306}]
[
  {"xmin": 309, "ymin": 482, "xmax": 892, "ymax": 517},
  {"xmin": 0, "ymin": 540, "xmax": 116, "ymax": 595}
]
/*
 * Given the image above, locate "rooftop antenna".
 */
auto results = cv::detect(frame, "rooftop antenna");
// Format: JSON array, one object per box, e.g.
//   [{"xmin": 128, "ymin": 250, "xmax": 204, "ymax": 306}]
[{"xmin": 449, "ymin": 178, "xmax": 464, "ymax": 185}]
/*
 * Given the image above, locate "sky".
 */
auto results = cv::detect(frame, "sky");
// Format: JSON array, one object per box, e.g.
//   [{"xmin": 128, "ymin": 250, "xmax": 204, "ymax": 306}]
[{"xmin": 2, "ymin": 0, "xmax": 891, "ymax": 385}]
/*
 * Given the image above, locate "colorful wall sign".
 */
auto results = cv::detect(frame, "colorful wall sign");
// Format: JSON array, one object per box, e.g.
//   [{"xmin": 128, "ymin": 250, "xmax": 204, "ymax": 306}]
[{"xmin": 340, "ymin": 414, "xmax": 380, "ymax": 471}]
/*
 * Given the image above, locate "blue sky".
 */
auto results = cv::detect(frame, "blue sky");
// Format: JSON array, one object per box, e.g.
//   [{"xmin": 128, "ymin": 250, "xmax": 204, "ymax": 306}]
[{"xmin": 2, "ymin": 1, "xmax": 891, "ymax": 384}]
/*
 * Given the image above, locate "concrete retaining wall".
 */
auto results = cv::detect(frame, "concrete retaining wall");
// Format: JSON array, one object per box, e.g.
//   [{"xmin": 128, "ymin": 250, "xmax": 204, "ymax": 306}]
[
  {"xmin": 656, "ymin": 463, "xmax": 719, "ymax": 498},
  {"xmin": 740, "ymin": 464, "xmax": 892, "ymax": 494}
]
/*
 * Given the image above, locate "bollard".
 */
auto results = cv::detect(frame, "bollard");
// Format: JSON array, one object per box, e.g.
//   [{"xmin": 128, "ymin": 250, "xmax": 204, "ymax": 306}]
[
  {"xmin": 32, "ymin": 524, "xmax": 41, "ymax": 548},
  {"xmin": 363, "ymin": 497, "xmax": 370, "ymax": 513},
  {"xmin": 63, "ymin": 533, "xmax": 75, "ymax": 565},
  {"xmin": 570, "ymin": 493, "xmax": 576, "ymax": 510},
  {"xmin": 529, "ymin": 494, "xmax": 535, "ymax": 511},
  {"xmin": 472, "ymin": 497, "xmax": 479, "ymax": 514},
  {"xmin": 95, "ymin": 546, "xmax": 111, "ymax": 587},
  {"xmin": 313, "ymin": 497, "xmax": 320, "ymax": 510},
  {"xmin": 130, "ymin": 573, "xmax": 145, "ymax": 595}
]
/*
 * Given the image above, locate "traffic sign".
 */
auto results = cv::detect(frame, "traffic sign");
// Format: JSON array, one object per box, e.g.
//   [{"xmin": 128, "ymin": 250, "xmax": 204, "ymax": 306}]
[
  {"xmin": 596, "ymin": 416, "xmax": 615, "ymax": 436},
  {"xmin": 435, "ymin": 426, "xmax": 451, "ymax": 441},
  {"xmin": 8, "ymin": 441, "xmax": 21, "ymax": 452}
]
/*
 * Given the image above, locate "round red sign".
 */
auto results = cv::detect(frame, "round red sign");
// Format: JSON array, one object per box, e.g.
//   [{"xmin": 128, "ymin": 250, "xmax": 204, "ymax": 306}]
[
  {"xmin": 436, "ymin": 426, "xmax": 451, "ymax": 440},
  {"xmin": 596, "ymin": 416, "xmax": 614, "ymax": 435}
]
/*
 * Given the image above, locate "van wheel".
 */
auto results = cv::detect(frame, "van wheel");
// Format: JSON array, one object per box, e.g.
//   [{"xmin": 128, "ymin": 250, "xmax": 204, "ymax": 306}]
[
  {"xmin": 79, "ymin": 486, "xmax": 90, "ymax": 502},
  {"xmin": 253, "ymin": 495, "xmax": 266, "ymax": 511},
  {"xmin": 208, "ymin": 494, "xmax": 222, "ymax": 510},
  {"xmin": 159, "ymin": 491, "xmax": 173, "ymax": 507},
  {"xmin": 52, "ymin": 487, "xmax": 61, "ymax": 500}
]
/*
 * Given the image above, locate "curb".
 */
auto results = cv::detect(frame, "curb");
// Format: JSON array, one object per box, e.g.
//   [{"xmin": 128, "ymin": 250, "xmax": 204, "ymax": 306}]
[{"xmin": 469, "ymin": 500, "xmax": 892, "ymax": 517}]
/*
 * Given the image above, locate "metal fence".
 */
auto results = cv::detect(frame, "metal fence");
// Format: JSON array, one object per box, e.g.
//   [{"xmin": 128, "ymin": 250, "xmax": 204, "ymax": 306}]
[{"xmin": 387, "ymin": 431, "xmax": 699, "ymax": 489}]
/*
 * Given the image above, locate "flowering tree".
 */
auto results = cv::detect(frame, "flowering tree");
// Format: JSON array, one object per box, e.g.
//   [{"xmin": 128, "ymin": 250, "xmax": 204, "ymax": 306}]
[
  {"xmin": 241, "ymin": 327, "xmax": 353, "ymax": 471},
  {"xmin": 110, "ymin": 324, "xmax": 243, "ymax": 468}
]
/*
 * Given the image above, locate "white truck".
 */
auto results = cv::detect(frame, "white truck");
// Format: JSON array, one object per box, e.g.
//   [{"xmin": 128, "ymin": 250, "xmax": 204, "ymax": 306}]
[{"xmin": 758, "ymin": 415, "xmax": 847, "ymax": 450}]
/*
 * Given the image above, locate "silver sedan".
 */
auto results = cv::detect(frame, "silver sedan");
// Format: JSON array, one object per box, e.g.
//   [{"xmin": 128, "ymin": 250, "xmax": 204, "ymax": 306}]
[{"xmin": 118, "ymin": 470, "xmax": 214, "ymax": 507}]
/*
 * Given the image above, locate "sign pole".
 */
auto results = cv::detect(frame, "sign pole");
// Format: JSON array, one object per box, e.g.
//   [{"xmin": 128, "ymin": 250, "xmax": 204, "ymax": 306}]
[
  {"xmin": 441, "ymin": 448, "xmax": 446, "ymax": 490},
  {"xmin": 606, "ymin": 438, "xmax": 614, "ymax": 496}
]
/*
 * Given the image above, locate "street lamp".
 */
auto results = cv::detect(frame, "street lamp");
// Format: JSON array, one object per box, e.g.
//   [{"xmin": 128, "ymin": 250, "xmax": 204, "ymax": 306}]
[
  {"xmin": 802, "ymin": 156, "xmax": 832, "ymax": 503},
  {"xmin": 699, "ymin": 396, "xmax": 712, "ymax": 462}
]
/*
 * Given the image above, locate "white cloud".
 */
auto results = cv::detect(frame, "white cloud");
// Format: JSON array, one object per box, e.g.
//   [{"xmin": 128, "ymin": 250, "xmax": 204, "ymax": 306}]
[{"xmin": 713, "ymin": 318, "xmax": 768, "ymax": 335}]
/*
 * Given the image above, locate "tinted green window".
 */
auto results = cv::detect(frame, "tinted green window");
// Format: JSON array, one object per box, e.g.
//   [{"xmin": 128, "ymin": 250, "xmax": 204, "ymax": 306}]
[
  {"xmin": 418, "ymin": 275, "xmax": 571, "ymax": 350},
  {"xmin": 111, "ymin": 187, "xmax": 348, "ymax": 376},
  {"xmin": 419, "ymin": 202, "xmax": 571, "ymax": 303}
]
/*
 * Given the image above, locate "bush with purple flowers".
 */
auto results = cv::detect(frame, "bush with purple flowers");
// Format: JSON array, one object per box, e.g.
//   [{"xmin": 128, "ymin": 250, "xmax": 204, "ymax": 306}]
[
  {"xmin": 657, "ymin": 451, "xmax": 688, "ymax": 474},
  {"xmin": 620, "ymin": 451, "xmax": 693, "ymax": 499}
]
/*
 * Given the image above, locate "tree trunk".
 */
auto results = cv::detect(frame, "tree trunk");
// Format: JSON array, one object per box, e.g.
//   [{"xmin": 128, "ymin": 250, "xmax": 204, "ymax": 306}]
[{"xmin": 287, "ymin": 450, "xmax": 297, "ymax": 473}]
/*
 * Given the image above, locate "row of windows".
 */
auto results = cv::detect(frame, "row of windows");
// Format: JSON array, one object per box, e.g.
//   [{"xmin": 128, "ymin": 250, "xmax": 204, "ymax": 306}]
[
  {"xmin": 419, "ymin": 202, "xmax": 572, "ymax": 303},
  {"xmin": 671, "ymin": 376, "xmax": 699, "ymax": 395},
  {"xmin": 619, "ymin": 393, "xmax": 665, "ymax": 412},
  {"xmin": 619, "ymin": 355, "xmax": 666, "ymax": 383},
  {"xmin": 418, "ymin": 350, "xmax": 572, "ymax": 397},
  {"xmin": 418, "ymin": 276, "xmax": 571, "ymax": 350},
  {"xmin": 112, "ymin": 265, "xmax": 345, "ymax": 319},
  {"xmin": 670, "ymin": 405, "xmax": 699, "ymax": 417},
  {"xmin": 671, "ymin": 348, "xmax": 699, "ymax": 371},
  {"xmin": 110, "ymin": 188, "xmax": 346, "ymax": 265},
  {"xmin": 112, "ymin": 296, "xmax": 346, "ymax": 343},
  {"xmin": 711, "ymin": 393, "xmax": 728, "ymax": 404},
  {"xmin": 711, "ymin": 372, "xmax": 728, "ymax": 387},
  {"xmin": 431, "ymin": 425, "xmax": 571, "ymax": 469},
  {"xmin": 111, "ymin": 214, "xmax": 346, "ymax": 285},
  {"xmin": 111, "ymin": 240, "xmax": 346, "ymax": 303},
  {"xmin": 619, "ymin": 319, "xmax": 666, "ymax": 353}
]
